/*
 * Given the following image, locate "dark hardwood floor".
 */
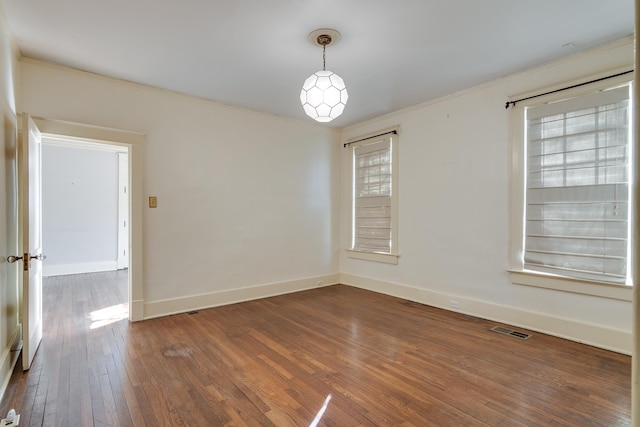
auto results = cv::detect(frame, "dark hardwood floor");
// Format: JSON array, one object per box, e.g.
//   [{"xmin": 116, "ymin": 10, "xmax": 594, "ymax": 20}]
[{"xmin": 0, "ymin": 271, "xmax": 631, "ymax": 426}]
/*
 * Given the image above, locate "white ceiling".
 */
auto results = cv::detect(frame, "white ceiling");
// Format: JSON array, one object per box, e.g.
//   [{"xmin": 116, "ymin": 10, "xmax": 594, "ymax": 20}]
[{"xmin": 1, "ymin": 0, "xmax": 634, "ymax": 128}]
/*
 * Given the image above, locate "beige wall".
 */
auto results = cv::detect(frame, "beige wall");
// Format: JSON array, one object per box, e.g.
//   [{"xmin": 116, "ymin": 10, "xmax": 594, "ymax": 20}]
[
  {"xmin": 0, "ymin": 6, "xmax": 21, "ymax": 399},
  {"xmin": 340, "ymin": 39, "xmax": 634, "ymax": 354}
]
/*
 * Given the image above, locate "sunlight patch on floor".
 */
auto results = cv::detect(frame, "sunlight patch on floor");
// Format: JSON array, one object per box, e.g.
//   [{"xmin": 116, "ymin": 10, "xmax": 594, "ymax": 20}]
[
  {"xmin": 309, "ymin": 394, "xmax": 332, "ymax": 427},
  {"xmin": 89, "ymin": 303, "xmax": 128, "ymax": 329}
]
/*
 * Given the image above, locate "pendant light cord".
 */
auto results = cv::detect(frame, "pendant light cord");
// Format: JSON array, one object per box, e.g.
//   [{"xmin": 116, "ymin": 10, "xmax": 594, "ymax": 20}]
[{"xmin": 323, "ymin": 45, "xmax": 326, "ymax": 71}]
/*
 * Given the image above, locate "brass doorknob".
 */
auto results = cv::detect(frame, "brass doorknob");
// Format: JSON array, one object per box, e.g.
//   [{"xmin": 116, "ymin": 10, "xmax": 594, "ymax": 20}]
[{"xmin": 7, "ymin": 255, "xmax": 22, "ymax": 263}]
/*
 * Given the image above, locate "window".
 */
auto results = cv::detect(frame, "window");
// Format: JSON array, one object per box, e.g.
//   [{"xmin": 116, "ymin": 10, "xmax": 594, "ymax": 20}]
[
  {"xmin": 509, "ymin": 76, "xmax": 633, "ymax": 298},
  {"xmin": 347, "ymin": 131, "xmax": 399, "ymax": 264}
]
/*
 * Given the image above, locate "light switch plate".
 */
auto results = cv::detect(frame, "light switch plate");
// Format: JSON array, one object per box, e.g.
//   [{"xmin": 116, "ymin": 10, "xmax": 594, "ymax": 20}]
[{"xmin": 149, "ymin": 196, "xmax": 157, "ymax": 208}]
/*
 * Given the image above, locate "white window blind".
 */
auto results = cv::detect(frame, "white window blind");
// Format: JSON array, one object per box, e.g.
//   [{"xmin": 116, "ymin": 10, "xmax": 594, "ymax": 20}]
[
  {"xmin": 524, "ymin": 85, "xmax": 630, "ymax": 283},
  {"xmin": 353, "ymin": 138, "xmax": 392, "ymax": 253}
]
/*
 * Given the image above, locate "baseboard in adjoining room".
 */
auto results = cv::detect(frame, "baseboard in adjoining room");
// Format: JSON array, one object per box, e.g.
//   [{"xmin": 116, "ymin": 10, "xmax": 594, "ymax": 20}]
[
  {"xmin": 43, "ymin": 261, "xmax": 118, "ymax": 277},
  {"xmin": 339, "ymin": 272, "xmax": 632, "ymax": 355},
  {"xmin": 143, "ymin": 273, "xmax": 340, "ymax": 320}
]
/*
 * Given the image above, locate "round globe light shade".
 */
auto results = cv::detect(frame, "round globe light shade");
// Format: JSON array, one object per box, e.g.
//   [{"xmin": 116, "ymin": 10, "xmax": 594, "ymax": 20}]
[{"xmin": 300, "ymin": 70, "xmax": 348, "ymax": 122}]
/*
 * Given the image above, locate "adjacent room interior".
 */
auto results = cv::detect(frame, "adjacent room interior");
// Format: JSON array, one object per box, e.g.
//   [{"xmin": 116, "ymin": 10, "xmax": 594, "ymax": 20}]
[{"xmin": 42, "ymin": 139, "xmax": 129, "ymax": 279}]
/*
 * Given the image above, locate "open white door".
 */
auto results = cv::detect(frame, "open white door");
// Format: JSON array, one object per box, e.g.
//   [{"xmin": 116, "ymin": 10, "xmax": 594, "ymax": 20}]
[{"xmin": 19, "ymin": 114, "xmax": 44, "ymax": 371}]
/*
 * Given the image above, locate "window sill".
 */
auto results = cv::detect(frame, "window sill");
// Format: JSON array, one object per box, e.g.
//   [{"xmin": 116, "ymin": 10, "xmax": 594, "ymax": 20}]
[
  {"xmin": 509, "ymin": 269, "xmax": 632, "ymax": 301},
  {"xmin": 346, "ymin": 249, "xmax": 399, "ymax": 265}
]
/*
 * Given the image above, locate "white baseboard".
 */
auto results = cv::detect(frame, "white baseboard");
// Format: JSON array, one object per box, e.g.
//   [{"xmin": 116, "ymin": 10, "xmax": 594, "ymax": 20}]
[
  {"xmin": 340, "ymin": 273, "xmax": 632, "ymax": 355},
  {"xmin": 0, "ymin": 325, "xmax": 22, "ymax": 403},
  {"xmin": 143, "ymin": 273, "xmax": 340, "ymax": 320},
  {"xmin": 44, "ymin": 261, "xmax": 118, "ymax": 277}
]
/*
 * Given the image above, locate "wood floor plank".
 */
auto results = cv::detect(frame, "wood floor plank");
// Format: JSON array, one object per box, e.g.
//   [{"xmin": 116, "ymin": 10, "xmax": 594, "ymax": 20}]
[{"xmin": 0, "ymin": 272, "xmax": 631, "ymax": 426}]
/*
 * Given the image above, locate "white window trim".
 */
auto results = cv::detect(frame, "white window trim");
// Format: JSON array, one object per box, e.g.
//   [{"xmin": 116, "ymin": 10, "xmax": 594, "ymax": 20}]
[
  {"xmin": 346, "ymin": 249, "xmax": 399, "ymax": 265},
  {"xmin": 508, "ymin": 71, "xmax": 634, "ymax": 301},
  {"xmin": 346, "ymin": 127, "xmax": 400, "ymax": 264},
  {"xmin": 508, "ymin": 270, "xmax": 632, "ymax": 301}
]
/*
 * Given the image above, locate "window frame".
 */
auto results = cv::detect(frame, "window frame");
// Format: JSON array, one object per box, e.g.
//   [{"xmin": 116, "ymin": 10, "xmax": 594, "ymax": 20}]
[
  {"xmin": 346, "ymin": 128, "xmax": 400, "ymax": 264},
  {"xmin": 508, "ymin": 72, "xmax": 633, "ymax": 301}
]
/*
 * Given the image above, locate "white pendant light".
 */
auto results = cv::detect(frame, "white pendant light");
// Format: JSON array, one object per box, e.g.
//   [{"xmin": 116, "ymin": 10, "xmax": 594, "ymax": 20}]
[{"xmin": 300, "ymin": 29, "xmax": 348, "ymax": 123}]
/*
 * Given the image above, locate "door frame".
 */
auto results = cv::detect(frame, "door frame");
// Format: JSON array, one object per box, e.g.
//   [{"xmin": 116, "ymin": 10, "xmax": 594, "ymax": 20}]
[
  {"xmin": 117, "ymin": 152, "xmax": 129, "ymax": 270},
  {"xmin": 32, "ymin": 117, "xmax": 145, "ymax": 321}
]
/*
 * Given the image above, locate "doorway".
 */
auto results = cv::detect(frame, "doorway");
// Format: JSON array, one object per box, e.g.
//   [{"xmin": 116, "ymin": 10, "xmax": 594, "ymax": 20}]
[
  {"xmin": 41, "ymin": 138, "xmax": 128, "ymax": 276},
  {"xmin": 41, "ymin": 136, "xmax": 130, "ymax": 326},
  {"xmin": 30, "ymin": 116, "xmax": 145, "ymax": 322}
]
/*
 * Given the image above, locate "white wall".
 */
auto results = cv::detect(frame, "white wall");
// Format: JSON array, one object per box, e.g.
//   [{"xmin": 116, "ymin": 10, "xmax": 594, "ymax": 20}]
[
  {"xmin": 340, "ymin": 39, "xmax": 634, "ymax": 354},
  {"xmin": 41, "ymin": 144, "xmax": 119, "ymax": 276},
  {"xmin": 18, "ymin": 59, "xmax": 341, "ymax": 316},
  {"xmin": 0, "ymin": 6, "xmax": 21, "ymax": 399},
  {"xmin": 13, "ymin": 28, "xmax": 633, "ymax": 352}
]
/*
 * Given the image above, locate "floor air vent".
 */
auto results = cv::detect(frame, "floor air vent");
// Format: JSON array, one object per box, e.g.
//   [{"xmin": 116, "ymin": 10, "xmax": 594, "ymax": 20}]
[{"xmin": 490, "ymin": 326, "xmax": 532, "ymax": 340}]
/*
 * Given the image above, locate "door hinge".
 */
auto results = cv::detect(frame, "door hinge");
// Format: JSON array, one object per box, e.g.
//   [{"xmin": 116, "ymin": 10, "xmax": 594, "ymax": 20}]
[{"xmin": 23, "ymin": 253, "xmax": 29, "ymax": 272}]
